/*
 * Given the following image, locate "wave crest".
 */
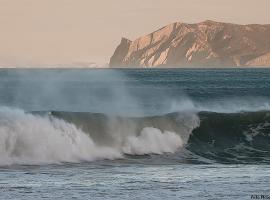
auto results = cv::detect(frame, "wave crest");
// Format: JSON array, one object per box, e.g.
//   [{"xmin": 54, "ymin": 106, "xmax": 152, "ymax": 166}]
[
  {"xmin": 0, "ymin": 108, "xmax": 190, "ymax": 165},
  {"xmin": 1, "ymin": 106, "xmax": 270, "ymax": 165}
]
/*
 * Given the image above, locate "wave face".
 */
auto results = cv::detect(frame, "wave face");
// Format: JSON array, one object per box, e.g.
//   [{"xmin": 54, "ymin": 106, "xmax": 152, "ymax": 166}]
[
  {"xmin": 1, "ymin": 107, "xmax": 270, "ymax": 165},
  {"xmin": 188, "ymin": 111, "xmax": 270, "ymax": 164},
  {"xmin": 49, "ymin": 111, "xmax": 198, "ymax": 158},
  {"xmin": 51, "ymin": 110, "xmax": 270, "ymax": 164}
]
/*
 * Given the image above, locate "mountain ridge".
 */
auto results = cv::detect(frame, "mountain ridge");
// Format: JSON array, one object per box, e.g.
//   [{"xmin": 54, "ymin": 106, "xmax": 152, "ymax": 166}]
[{"xmin": 110, "ymin": 20, "xmax": 270, "ymax": 68}]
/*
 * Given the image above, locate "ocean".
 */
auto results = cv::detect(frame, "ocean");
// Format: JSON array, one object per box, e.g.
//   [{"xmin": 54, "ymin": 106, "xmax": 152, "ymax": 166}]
[{"xmin": 0, "ymin": 68, "xmax": 270, "ymax": 199}]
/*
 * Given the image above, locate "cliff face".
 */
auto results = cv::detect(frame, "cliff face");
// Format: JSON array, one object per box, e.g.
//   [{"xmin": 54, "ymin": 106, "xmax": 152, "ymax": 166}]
[{"xmin": 110, "ymin": 20, "xmax": 270, "ymax": 68}]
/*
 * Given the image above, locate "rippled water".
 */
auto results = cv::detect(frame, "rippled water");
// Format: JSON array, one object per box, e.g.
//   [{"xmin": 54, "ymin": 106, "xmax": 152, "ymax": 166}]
[{"xmin": 1, "ymin": 163, "xmax": 270, "ymax": 200}]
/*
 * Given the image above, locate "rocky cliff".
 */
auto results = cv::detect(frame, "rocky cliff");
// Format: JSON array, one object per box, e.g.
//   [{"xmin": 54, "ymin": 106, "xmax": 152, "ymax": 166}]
[{"xmin": 110, "ymin": 20, "xmax": 270, "ymax": 68}]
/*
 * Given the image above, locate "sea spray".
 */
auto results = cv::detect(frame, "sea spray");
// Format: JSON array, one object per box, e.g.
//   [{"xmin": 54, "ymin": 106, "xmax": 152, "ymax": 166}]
[
  {"xmin": 122, "ymin": 127, "xmax": 183, "ymax": 155},
  {"xmin": 51, "ymin": 110, "xmax": 200, "ymax": 152},
  {"xmin": 0, "ymin": 107, "xmax": 193, "ymax": 165},
  {"xmin": 0, "ymin": 107, "xmax": 121, "ymax": 165}
]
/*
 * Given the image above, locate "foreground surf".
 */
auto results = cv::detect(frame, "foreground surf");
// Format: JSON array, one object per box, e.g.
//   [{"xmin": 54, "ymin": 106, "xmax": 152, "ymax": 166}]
[{"xmin": 1, "ymin": 107, "xmax": 270, "ymax": 165}]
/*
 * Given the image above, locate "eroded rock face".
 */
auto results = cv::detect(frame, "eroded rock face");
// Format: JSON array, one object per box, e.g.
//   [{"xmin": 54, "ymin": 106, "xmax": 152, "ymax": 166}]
[{"xmin": 109, "ymin": 20, "xmax": 270, "ymax": 68}]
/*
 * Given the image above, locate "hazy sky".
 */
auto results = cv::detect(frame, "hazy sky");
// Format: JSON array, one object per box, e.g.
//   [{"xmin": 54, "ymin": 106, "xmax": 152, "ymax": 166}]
[{"xmin": 0, "ymin": 0, "xmax": 270, "ymax": 66}]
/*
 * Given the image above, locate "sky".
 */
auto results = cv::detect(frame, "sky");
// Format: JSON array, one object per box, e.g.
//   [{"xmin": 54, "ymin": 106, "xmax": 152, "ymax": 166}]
[{"xmin": 0, "ymin": 0, "xmax": 270, "ymax": 67}]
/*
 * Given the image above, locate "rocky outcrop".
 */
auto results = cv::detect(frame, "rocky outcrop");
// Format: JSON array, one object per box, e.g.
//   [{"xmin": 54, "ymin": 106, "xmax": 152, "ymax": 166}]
[{"xmin": 110, "ymin": 20, "xmax": 270, "ymax": 68}]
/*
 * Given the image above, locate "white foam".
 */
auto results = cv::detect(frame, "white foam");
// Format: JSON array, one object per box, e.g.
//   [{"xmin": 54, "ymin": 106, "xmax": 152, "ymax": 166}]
[
  {"xmin": 122, "ymin": 127, "xmax": 183, "ymax": 155},
  {"xmin": 0, "ymin": 107, "xmax": 121, "ymax": 165},
  {"xmin": 0, "ymin": 107, "xmax": 189, "ymax": 166}
]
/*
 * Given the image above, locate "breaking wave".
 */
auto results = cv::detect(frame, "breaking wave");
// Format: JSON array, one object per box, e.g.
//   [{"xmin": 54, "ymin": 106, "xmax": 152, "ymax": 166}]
[
  {"xmin": 0, "ymin": 108, "xmax": 192, "ymax": 165},
  {"xmin": 0, "ymin": 106, "xmax": 270, "ymax": 166}
]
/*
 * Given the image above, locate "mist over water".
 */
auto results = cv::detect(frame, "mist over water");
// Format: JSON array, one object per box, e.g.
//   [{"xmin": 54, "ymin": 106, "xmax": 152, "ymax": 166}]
[
  {"xmin": 1, "ymin": 69, "xmax": 270, "ymax": 115},
  {"xmin": 0, "ymin": 70, "xmax": 143, "ymax": 115}
]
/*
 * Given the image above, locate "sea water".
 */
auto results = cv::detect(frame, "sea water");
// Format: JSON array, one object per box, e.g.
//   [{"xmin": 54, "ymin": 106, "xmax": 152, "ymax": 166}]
[{"xmin": 0, "ymin": 68, "xmax": 270, "ymax": 199}]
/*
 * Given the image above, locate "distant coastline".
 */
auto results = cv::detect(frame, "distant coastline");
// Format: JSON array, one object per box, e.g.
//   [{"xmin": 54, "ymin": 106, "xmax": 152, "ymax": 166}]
[{"xmin": 110, "ymin": 20, "xmax": 270, "ymax": 68}]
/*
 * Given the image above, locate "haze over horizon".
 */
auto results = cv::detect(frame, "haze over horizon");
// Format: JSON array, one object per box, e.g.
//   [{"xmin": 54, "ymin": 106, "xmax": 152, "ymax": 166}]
[{"xmin": 1, "ymin": 0, "xmax": 270, "ymax": 67}]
